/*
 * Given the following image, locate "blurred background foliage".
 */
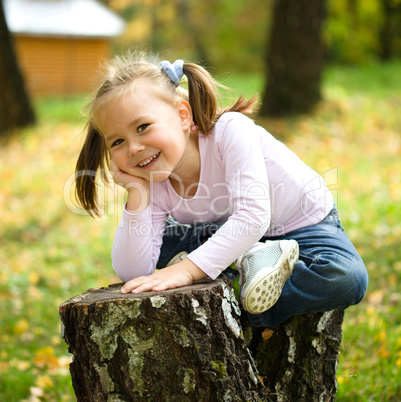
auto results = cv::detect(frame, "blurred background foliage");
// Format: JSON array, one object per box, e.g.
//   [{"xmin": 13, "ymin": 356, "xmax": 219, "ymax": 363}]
[
  {"xmin": 1, "ymin": 0, "xmax": 401, "ymax": 400},
  {"xmin": 100, "ymin": 0, "xmax": 401, "ymax": 70},
  {"xmin": 101, "ymin": 0, "xmax": 270, "ymax": 72}
]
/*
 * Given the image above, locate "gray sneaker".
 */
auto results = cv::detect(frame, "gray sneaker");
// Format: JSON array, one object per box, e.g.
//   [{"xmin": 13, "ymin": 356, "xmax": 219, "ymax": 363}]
[
  {"xmin": 236, "ymin": 240, "xmax": 299, "ymax": 314},
  {"xmin": 166, "ymin": 251, "xmax": 188, "ymax": 267}
]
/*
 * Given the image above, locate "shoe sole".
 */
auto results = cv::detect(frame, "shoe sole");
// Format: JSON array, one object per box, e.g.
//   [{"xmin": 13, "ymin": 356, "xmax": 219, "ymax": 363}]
[
  {"xmin": 241, "ymin": 240, "xmax": 299, "ymax": 314},
  {"xmin": 166, "ymin": 251, "xmax": 188, "ymax": 267}
]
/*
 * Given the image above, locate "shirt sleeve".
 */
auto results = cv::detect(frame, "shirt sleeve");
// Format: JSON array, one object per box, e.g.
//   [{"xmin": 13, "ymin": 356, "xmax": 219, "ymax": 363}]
[
  {"xmin": 187, "ymin": 113, "xmax": 271, "ymax": 279},
  {"xmin": 111, "ymin": 203, "xmax": 167, "ymax": 282}
]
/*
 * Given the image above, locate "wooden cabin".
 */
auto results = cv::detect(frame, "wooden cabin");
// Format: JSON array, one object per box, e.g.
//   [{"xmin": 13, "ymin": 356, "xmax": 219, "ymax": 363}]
[{"xmin": 4, "ymin": 0, "xmax": 125, "ymax": 97}]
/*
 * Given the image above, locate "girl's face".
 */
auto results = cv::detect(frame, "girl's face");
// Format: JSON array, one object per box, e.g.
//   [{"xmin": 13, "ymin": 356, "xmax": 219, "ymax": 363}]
[{"xmin": 99, "ymin": 84, "xmax": 194, "ymax": 184}]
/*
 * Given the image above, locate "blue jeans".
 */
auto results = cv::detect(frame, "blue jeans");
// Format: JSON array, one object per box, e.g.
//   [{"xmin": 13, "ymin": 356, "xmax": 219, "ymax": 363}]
[{"xmin": 157, "ymin": 206, "xmax": 368, "ymax": 328}]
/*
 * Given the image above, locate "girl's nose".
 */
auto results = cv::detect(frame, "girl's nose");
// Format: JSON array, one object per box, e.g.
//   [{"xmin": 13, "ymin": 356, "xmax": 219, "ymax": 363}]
[{"xmin": 128, "ymin": 141, "xmax": 145, "ymax": 156}]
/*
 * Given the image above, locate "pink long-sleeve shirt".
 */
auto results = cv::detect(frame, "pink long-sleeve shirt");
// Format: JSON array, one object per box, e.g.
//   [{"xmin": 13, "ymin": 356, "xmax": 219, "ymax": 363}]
[{"xmin": 112, "ymin": 112, "xmax": 333, "ymax": 282}]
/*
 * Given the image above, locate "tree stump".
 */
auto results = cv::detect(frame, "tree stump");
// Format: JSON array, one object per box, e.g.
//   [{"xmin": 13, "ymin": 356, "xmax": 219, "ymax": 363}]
[
  {"xmin": 59, "ymin": 280, "xmax": 344, "ymax": 401},
  {"xmin": 59, "ymin": 279, "xmax": 265, "ymax": 401},
  {"xmin": 245, "ymin": 310, "xmax": 345, "ymax": 401}
]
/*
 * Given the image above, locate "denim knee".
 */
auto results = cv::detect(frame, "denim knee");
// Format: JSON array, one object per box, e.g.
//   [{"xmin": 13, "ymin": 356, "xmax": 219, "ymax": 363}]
[
  {"xmin": 319, "ymin": 256, "xmax": 368, "ymax": 309},
  {"xmin": 345, "ymin": 260, "xmax": 368, "ymax": 306}
]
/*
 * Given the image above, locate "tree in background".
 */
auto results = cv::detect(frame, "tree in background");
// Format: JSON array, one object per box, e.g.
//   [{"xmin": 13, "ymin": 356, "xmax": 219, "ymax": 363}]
[
  {"xmin": 0, "ymin": 0, "xmax": 35, "ymax": 135},
  {"xmin": 259, "ymin": 0, "xmax": 326, "ymax": 117},
  {"xmin": 324, "ymin": 0, "xmax": 401, "ymax": 64},
  {"xmin": 379, "ymin": 0, "xmax": 401, "ymax": 60}
]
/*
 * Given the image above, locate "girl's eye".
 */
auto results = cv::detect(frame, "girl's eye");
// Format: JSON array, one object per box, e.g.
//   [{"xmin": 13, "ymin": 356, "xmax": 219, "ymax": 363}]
[
  {"xmin": 112, "ymin": 139, "xmax": 124, "ymax": 147},
  {"xmin": 137, "ymin": 124, "xmax": 149, "ymax": 133}
]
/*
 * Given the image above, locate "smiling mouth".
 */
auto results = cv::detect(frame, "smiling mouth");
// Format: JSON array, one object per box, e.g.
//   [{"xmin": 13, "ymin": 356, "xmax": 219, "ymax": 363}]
[{"xmin": 137, "ymin": 152, "xmax": 161, "ymax": 167}]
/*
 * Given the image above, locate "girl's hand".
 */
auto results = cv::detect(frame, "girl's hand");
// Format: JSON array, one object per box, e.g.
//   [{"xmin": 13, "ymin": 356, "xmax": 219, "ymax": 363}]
[
  {"xmin": 110, "ymin": 159, "xmax": 149, "ymax": 191},
  {"xmin": 121, "ymin": 259, "xmax": 206, "ymax": 294},
  {"xmin": 110, "ymin": 159, "xmax": 150, "ymax": 212}
]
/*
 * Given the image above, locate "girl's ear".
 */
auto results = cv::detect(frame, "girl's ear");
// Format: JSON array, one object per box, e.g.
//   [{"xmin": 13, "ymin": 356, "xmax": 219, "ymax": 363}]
[{"xmin": 176, "ymin": 99, "xmax": 192, "ymax": 131}]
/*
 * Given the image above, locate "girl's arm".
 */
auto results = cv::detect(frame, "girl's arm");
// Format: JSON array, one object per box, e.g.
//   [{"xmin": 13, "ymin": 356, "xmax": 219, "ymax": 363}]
[
  {"xmin": 111, "ymin": 206, "xmax": 166, "ymax": 282},
  {"xmin": 110, "ymin": 159, "xmax": 204, "ymax": 289},
  {"xmin": 186, "ymin": 113, "xmax": 272, "ymax": 278},
  {"xmin": 111, "ymin": 159, "xmax": 150, "ymax": 214},
  {"xmin": 110, "ymin": 160, "xmax": 166, "ymax": 282}
]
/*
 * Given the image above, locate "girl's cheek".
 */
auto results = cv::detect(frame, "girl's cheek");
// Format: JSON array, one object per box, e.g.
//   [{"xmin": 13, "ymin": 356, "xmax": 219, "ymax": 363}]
[
  {"xmin": 111, "ymin": 149, "xmax": 122, "ymax": 163},
  {"xmin": 110, "ymin": 153, "xmax": 122, "ymax": 170}
]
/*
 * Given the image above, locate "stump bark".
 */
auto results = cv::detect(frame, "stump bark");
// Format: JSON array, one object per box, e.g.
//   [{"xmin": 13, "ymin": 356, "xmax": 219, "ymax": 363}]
[
  {"xmin": 245, "ymin": 310, "xmax": 345, "ymax": 401},
  {"xmin": 59, "ymin": 279, "xmax": 265, "ymax": 401},
  {"xmin": 59, "ymin": 280, "xmax": 344, "ymax": 401}
]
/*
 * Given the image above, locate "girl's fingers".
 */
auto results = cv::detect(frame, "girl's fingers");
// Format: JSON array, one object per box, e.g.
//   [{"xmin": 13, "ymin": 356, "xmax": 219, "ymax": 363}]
[
  {"xmin": 152, "ymin": 284, "xmax": 166, "ymax": 292},
  {"xmin": 131, "ymin": 279, "xmax": 159, "ymax": 294},
  {"xmin": 109, "ymin": 159, "xmax": 120, "ymax": 174},
  {"xmin": 121, "ymin": 276, "xmax": 163, "ymax": 294},
  {"xmin": 121, "ymin": 277, "xmax": 144, "ymax": 293}
]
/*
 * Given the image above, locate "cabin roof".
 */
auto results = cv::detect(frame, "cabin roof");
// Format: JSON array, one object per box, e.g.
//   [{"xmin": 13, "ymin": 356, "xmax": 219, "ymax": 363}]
[{"xmin": 4, "ymin": 0, "xmax": 125, "ymax": 38}]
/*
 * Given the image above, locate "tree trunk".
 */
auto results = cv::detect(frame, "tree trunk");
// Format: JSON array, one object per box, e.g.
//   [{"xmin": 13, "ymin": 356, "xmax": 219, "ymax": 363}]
[
  {"xmin": 59, "ymin": 280, "xmax": 266, "ymax": 401},
  {"xmin": 0, "ymin": 0, "xmax": 36, "ymax": 135},
  {"xmin": 378, "ymin": 0, "xmax": 401, "ymax": 61},
  {"xmin": 259, "ymin": 0, "xmax": 326, "ymax": 117},
  {"xmin": 59, "ymin": 281, "xmax": 344, "ymax": 401},
  {"xmin": 245, "ymin": 310, "xmax": 344, "ymax": 401},
  {"xmin": 176, "ymin": 0, "xmax": 209, "ymax": 67}
]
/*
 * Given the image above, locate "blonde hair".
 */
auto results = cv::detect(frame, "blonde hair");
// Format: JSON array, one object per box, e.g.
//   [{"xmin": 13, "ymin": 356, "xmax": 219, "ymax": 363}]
[{"xmin": 75, "ymin": 51, "xmax": 257, "ymax": 217}]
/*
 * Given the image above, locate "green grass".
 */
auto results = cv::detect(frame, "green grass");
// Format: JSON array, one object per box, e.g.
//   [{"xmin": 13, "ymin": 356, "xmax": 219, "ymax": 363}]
[
  {"xmin": 1, "ymin": 60, "xmax": 401, "ymax": 400},
  {"xmin": 35, "ymin": 95, "xmax": 88, "ymax": 124}
]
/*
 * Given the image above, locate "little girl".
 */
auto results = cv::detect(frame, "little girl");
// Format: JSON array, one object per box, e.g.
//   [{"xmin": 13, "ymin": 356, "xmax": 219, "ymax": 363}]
[{"xmin": 75, "ymin": 52, "xmax": 368, "ymax": 328}]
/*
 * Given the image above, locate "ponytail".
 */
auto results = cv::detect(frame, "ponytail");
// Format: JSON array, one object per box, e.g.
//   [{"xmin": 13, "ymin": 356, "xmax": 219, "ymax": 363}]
[
  {"xmin": 183, "ymin": 63, "xmax": 217, "ymax": 134},
  {"xmin": 75, "ymin": 123, "xmax": 109, "ymax": 217},
  {"xmin": 183, "ymin": 63, "xmax": 258, "ymax": 134}
]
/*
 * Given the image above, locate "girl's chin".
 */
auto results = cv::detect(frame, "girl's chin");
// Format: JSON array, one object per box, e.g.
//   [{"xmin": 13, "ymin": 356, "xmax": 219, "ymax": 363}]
[{"xmin": 148, "ymin": 172, "xmax": 172, "ymax": 183}]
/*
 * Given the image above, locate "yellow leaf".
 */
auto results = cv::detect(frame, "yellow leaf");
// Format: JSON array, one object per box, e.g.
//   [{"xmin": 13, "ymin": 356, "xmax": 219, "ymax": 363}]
[
  {"xmin": 51, "ymin": 335, "xmax": 61, "ymax": 345},
  {"xmin": 28, "ymin": 285, "xmax": 44, "ymax": 301},
  {"xmin": 35, "ymin": 346, "xmax": 55, "ymax": 356},
  {"xmin": 377, "ymin": 345, "xmax": 390, "ymax": 359},
  {"xmin": 28, "ymin": 272, "xmax": 40, "ymax": 285},
  {"xmin": 367, "ymin": 290, "xmax": 384, "ymax": 307},
  {"xmin": 14, "ymin": 318, "xmax": 29, "ymax": 335},
  {"xmin": 36, "ymin": 375, "xmax": 54, "ymax": 390},
  {"xmin": 389, "ymin": 274, "xmax": 397, "ymax": 289},
  {"xmin": 15, "ymin": 360, "xmax": 31, "ymax": 371},
  {"xmin": 58, "ymin": 355, "xmax": 73, "ymax": 366},
  {"xmin": 34, "ymin": 346, "xmax": 59, "ymax": 369},
  {"xmin": 34, "ymin": 355, "xmax": 59, "ymax": 369}
]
